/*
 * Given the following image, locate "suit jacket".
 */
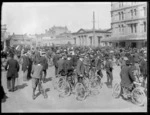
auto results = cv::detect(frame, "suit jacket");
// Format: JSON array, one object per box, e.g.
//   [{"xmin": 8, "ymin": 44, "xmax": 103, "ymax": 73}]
[
  {"xmin": 140, "ymin": 59, "xmax": 147, "ymax": 77},
  {"xmin": 40, "ymin": 56, "xmax": 48, "ymax": 70},
  {"xmin": 57, "ymin": 58, "xmax": 65, "ymax": 74},
  {"xmin": 65, "ymin": 59, "xmax": 73, "ymax": 73},
  {"xmin": 5, "ymin": 58, "xmax": 20, "ymax": 78},
  {"xmin": 95, "ymin": 58, "xmax": 102, "ymax": 70},
  {"xmin": 31, "ymin": 64, "xmax": 43, "ymax": 79},
  {"xmin": 53, "ymin": 54, "xmax": 60, "ymax": 67},
  {"xmin": 71, "ymin": 55, "xmax": 78, "ymax": 67},
  {"xmin": 22, "ymin": 55, "xmax": 29, "ymax": 72},
  {"xmin": 76, "ymin": 59, "xmax": 85, "ymax": 76},
  {"xmin": 120, "ymin": 66, "xmax": 133, "ymax": 87},
  {"xmin": 105, "ymin": 60, "xmax": 113, "ymax": 73}
]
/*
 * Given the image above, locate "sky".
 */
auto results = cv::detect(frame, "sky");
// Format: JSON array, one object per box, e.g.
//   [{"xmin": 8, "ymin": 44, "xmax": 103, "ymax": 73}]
[{"xmin": 2, "ymin": 2, "xmax": 111, "ymax": 35}]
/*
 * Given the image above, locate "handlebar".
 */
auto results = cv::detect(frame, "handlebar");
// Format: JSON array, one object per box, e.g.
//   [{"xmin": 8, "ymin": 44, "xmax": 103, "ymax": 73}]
[{"xmin": 133, "ymin": 81, "xmax": 141, "ymax": 86}]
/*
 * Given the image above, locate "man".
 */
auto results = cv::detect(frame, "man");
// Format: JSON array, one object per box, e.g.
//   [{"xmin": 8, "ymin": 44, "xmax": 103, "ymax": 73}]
[
  {"xmin": 31, "ymin": 61, "xmax": 48, "ymax": 100},
  {"xmin": 71, "ymin": 51, "xmax": 78, "ymax": 68},
  {"xmin": 26, "ymin": 51, "xmax": 33, "ymax": 80},
  {"xmin": 64, "ymin": 55, "xmax": 74, "ymax": 85},
  {"xmin": 83, "ymin": 54, "xmax": 91, "ymax": 78},
  {"xmin": 105, "ymin": 56, "xmax": 113, "ymax": 88},
  {"xmin": 40, "ymin": 52, "xmax": 48, "ymax": 83},
  {"xmin": 57, "ymin": 54, "xmax": 66, "ymax": 76},
  {"xmin": 76, "ymin": 55, "xmax": 85, "ymax": 83},
  {"xmin": 139, "ymin": 55, "xmax": 147, "ymax": 87},
  {"xmin": 21, "ymin": 52, "xmax": 30, "ymax": 81},
  {"xmin": 120, "ymin": 60, "xmax": 135, "ymax": 91},
  {"xmin": 5, "ymin": 53, "xmax": 20, "ymax": 92},
  {"xmin": 95, "ymin": 55, "xmax": 103, "ymax": 82},
  {"xmin": 53, "ymin": 51, "xmax": 60, "ymax": 76}
]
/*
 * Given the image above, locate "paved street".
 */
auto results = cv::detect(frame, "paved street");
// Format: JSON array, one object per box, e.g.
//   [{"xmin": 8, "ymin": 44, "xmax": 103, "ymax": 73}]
[{"xmin": 1, "ymin": 64, "xmax": 147, "ymax": 112}]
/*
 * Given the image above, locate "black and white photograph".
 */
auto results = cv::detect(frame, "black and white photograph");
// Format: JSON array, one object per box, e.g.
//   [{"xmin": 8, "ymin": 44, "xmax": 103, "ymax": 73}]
[{"xmin": 1, "ymin": 2, "xmax": 147, "ymax": 112}]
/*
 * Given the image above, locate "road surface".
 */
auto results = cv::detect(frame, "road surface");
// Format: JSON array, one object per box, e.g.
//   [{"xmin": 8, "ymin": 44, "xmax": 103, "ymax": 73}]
[{"xmin": 1, "ymin": 63, "xmax": 147, "ymax": 112}]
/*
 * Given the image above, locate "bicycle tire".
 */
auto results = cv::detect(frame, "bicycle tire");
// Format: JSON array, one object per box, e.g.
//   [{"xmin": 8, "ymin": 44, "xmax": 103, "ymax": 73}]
[{"xmin": 131, "ymin": 87, "xmax": 146, "ymax": 106}]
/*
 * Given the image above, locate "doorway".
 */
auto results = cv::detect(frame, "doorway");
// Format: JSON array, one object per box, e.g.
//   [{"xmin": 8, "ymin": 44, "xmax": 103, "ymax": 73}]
[{"xmin": 131, "ymin": 42, "xmax": 136, "ymax": 48}]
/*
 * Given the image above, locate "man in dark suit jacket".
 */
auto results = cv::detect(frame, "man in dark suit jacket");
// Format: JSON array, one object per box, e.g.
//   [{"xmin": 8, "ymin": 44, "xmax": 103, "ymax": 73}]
[
  {"xmin": 40, "ymin": 53, "xmax": 48, "ymax": 83},
  {"xmin": 105, "ymin": 56, "xmax": 113, "ymax": 88},
  {"xmin": 76, "ymin": 55, "xmax": 85, "ymax": 83},
  {"xmin": 120, "ymin": 60, "xmax": 135, "ymax": 90},
  {"xmin": 57, "ymin": 54, "xmax": 65, "ymax": 76},
  {"xmin": 5, "ymin": 53, "xmax": 20, "ymax": 92},
  {"xmin": 21, "ymin": 52, "xmax": 29, "ymax": 81},
  {"xmin": 53, "ymin": 52, "xmax": 60, "ymax": 76}
]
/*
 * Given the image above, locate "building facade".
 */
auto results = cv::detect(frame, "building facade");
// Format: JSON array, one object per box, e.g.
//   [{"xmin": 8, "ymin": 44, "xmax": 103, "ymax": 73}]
[
  {"xmin": 10, "ymin": 33, "xmax": 34, "ymax": 47},
  {"xmin": 1, "ymin": 24, "xmax": 11, "ymax": 51},
  {"xmin": 104, "ymin": 2, "xmax": 147, "ymax": 48},
  {"xmin": 37, "ymin": 26, "xmax": 73, "ymax": 46},
  {"xmin": 72, "ymin": 28, "xmax": 112, "ymax": 47}
]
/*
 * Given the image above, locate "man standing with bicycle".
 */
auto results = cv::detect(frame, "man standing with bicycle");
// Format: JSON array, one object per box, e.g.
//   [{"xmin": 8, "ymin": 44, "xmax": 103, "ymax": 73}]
[
  {"xmin": 95, "ymin": 55, "xmax": 103, "ymax": 84},
  {"xmin": 31, "ymin": 60, "xmax": 48, "ymax": 100},
  {"xmin": 105, "ymin": 56, "xmax": 113, "ymax": 88},
  {"xmin": 76, "ymin": 54, "xmax": 85, "ymax": 84}
]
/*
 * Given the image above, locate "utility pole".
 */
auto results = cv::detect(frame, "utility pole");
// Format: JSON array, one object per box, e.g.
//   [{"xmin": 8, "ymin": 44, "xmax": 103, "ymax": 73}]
[{"xmin": 93, "ymin": 11, "xmax": 95, "ymax": 47}]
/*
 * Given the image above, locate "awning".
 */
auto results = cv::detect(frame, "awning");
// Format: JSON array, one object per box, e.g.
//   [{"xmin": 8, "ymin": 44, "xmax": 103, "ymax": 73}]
[{"xmin": 101, "ymin": 34, "xmax": 147, "ymax": 42}]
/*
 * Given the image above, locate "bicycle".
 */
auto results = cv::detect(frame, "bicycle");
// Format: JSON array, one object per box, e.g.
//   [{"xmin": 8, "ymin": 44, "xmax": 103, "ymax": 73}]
[
  {"xmin": 112, "ymin": 74, "xmax": 147, "ymax": 106},
  {"xmin": 74, "ymin": 74, "xmax": 90, "ymax": 101}
]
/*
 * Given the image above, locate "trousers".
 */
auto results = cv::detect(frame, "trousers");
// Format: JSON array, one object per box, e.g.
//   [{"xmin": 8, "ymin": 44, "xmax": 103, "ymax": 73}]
[
  {"xmin": 106, "ymin": 71, "xmax": 113, "ymax": 86},
  {"xmin": 23, "ymin": 70, "xmax": 28, "ymax": 81},
  {"xmin": 7, "ymin": 77, "xmax": 16, "ymax": 90}
]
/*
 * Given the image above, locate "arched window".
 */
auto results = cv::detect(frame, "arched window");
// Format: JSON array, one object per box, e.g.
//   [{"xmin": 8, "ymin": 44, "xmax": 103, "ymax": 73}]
[
  {"xmin": 144, "ymin": 22, "xmax": 146, "ymax": 32},
  {"xmin": 122, "ymin": 24, "xmax": 124, "ymax": 33},
  {"xmin": 119, "ymin": 12, "xmax": 121, "ymax": 20},
  {"xmin": 122, "ymin": 12, "xmax": 124, "ymax": 20},
  {"xmin": 134, "ymin": 9, "xmax": 137, "ymax": 16},
  {"xmin": 119, "ymin": 25, "xmax": 121, "ymax": 33},
  {"xmin": 131, "ymin": 9, "xmax": 133, "ymax": 17}
]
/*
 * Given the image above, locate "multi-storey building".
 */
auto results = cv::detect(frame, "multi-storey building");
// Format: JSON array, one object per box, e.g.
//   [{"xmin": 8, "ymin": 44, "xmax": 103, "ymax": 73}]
[{"xmin": 104, "ymin": 2, "xmax": 147, "ymax": 48}]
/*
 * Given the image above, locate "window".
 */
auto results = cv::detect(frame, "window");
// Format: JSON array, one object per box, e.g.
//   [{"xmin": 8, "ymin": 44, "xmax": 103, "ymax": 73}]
[
  {"xmin": 122, "ymin": 25, "xmax": 124, "ymax": 33},
  {"xmin": 119, "ymin": 2, "xmax": 121, "ymax": 8},
  {"xmin": 119, "ymin": 12, "xmax": 121, "ymax": 20},
  {"xmin": 131, "ymin": 24, "xmax": 133, "ymax": 33},
  {"xmin": 143, "ymin": 7, "xmax": 146, "ymax": 16},
  {"xmin": 144, "ymin": 22, "xmax": 146, "ymax": 32},
  {"xmin": 134, "ymin": 9, "xmax": 137, "ymax": 16},
  {"xmin": 131, "ymin": 9, "xmax": 133, "ymax": 17},
  {"xmin": 119, "ymin": 25, "xmax": 121, "ymax": 32},
  {"xmin": 122, "ymin": 12, "xmax": 124, "ymax": 20},
  {"xmin": 134, "ymin": 24, "xmax": 137, "ymax": 33}
]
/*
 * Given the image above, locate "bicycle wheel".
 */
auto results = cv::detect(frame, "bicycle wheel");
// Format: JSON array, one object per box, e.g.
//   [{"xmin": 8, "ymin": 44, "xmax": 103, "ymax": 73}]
[
  {"xmin": 90, "ymin": 77, "xmax": 99, "ymax": 89},
  {"xmin": 83, "ymin": 77, "xmax": 90, "ymax": 90},
  {"xmin": 112, "ymin": 83, "xmax": 121, "ymax": 98},
  {"xmin": 59, "ymin": 81, "xmax": 71, "ymax": 98},
  {"xmin": 57, "ymin": 77, "xmax": 66, "ymax": 92},
  {"xmin": 75, "ymin": 83, "xmax": 86, "ymax": 101},
  {"xmin": 131, "ymin": 87, "xmax": 146, "ymax": 106}
]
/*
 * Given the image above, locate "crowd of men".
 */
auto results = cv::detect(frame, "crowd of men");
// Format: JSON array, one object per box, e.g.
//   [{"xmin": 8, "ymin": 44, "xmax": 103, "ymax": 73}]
[{"xmin": 1, "ymin": 44, "xmax": 147, "ymax": 101}]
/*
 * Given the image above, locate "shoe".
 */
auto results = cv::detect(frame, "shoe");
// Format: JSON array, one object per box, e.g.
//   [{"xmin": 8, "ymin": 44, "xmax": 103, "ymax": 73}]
[
  {"xmin": 44, "ymin": 93, "xmax": 48, "ymax": 99},
  {"xmin": 32, "ymin": 95, "xmax": 36, "ymax": 100},
  {"xmin": 8, "ymin": 89, "xmax": 13, "ymax": 92}
]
